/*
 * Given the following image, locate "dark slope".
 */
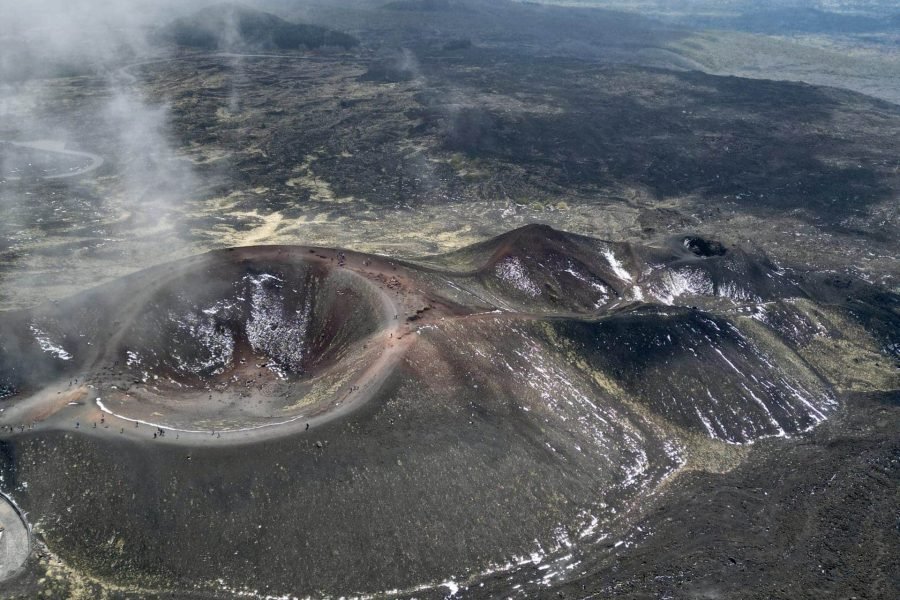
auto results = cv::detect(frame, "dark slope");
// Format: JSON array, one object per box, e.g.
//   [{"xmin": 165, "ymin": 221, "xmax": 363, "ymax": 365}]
[
  {"xmin": 466, "ymin": 390, "xmax": 900, "ymax": 600},
  {"xmin": 544, "ymin": 309, "xmax": 833, "ymax": 444},
  {"xmin": 424, "ymin": 226, "xmax": 809, "ymax": 314},
  {"xmin": 428, "ymin": 224, "xmax": 634, "ymax": 312},
  {"xmin": 158, "ymin": 4, "xmax": 359, "ymax": 51}
]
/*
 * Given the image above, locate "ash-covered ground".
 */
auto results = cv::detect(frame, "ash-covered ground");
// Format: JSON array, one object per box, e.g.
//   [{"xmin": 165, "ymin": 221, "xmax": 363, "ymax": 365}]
[{"xmin": 0, "ymin": 1, "xmax": 898, "ymax": 599}]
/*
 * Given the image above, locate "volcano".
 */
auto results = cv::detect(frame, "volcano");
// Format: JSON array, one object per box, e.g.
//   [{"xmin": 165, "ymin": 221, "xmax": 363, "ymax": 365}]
[{"xmin": 0, "ymin": 226, "xmax": 896, "ymax": 597}]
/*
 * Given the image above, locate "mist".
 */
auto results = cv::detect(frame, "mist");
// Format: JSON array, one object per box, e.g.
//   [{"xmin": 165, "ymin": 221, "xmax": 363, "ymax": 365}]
[{"xmin": 0, "ymin": 0, "xmax": 227, "ymax": 308}]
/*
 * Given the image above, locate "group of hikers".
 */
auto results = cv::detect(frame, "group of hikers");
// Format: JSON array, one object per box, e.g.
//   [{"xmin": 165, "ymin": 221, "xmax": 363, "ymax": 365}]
[
  {"xmin": 74, "ymin": 415, "xmax": 176, "ymax": 441},
  {"xmin": 0, "ymin": 424, "xmax": 30, "ymax": 433}
]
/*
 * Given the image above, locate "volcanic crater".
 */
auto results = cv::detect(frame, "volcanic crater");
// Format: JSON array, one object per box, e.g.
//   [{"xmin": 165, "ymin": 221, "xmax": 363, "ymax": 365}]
[{"xmin": 1, "ymin": 247, "xmax": 402, "ymax": 432}]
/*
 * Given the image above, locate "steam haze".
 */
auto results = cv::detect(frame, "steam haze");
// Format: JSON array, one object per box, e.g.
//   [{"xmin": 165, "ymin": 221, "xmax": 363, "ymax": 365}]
[{"xmin": 0, "ymin": 0, "xmax": 217, "ymax": 308}]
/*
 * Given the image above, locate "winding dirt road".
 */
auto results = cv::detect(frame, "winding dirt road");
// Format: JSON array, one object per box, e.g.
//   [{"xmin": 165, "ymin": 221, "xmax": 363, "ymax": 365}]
[{"xmin": 0, "ymin": 139, "xmax": 104, "ymax": 180}]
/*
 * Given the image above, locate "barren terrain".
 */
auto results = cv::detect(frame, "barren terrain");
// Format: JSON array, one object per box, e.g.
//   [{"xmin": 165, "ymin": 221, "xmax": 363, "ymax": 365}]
[{"xmin": 0, "ymin": 1, "xmax": 897, "ymax": 599}]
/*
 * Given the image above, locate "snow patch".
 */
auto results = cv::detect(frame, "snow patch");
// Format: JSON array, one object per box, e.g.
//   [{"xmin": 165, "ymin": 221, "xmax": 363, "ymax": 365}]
[
  {"xmin": 602, "ymin": 248, "xmax": 632, "ymax": 282},
  {"xmin": 495, "ymin": 257, "xmax": 541, "ymax": 297},
  {"xmin": 649, "ymin": 268, "xmax": 713, "ymax": 305},
  {"xmin": 29, "ymin": 324, "xmax": 72, "ymax": 360},
  {"xmin": 245, "ymin": 273, "xmax": 313, "ymax": 378}
]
